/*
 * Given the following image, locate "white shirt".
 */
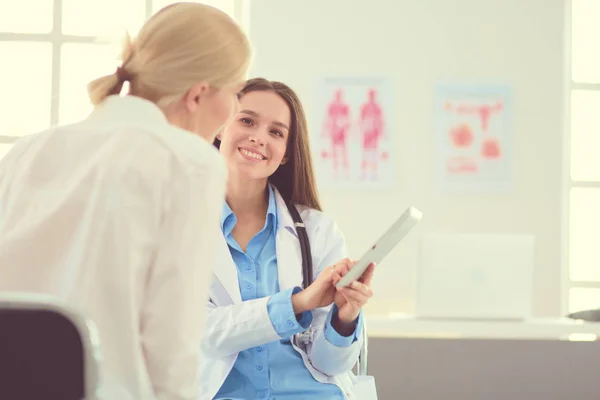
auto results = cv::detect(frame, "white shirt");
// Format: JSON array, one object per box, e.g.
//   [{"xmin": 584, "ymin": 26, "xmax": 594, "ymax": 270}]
[{"xmin": 0, "ymin": 96, "xmax": 227, "ymax": 400}]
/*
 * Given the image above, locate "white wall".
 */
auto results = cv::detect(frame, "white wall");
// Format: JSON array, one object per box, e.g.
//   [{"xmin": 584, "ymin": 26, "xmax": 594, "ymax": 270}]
[{"xmin": 248, "ymin": 0, "xmax": 566, "ymax": 317}]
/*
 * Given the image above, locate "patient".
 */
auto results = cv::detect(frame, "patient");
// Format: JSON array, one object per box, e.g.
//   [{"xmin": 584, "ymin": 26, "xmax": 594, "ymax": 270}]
[{"xmin": 0, "ymin": 3, "xmax": 250, "ymax": 399}]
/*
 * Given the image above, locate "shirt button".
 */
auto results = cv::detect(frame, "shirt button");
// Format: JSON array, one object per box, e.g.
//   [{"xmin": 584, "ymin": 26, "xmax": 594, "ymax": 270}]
[
  {"xmin": 246, "ymin": 283, "xmax": 252, "ymax": 290},
  {"xmin": 258, "ymin": 390, "xmax": 267, "ymax": 398},
  {"xmin": 245, "ymin": 264, "xmax": 252, "ymax": 271},
  {"xmin": 287, "ymin": 320, "xmax": 294, "ymax": 327},
  {"xmin": 256, "ymin": 346, "xmax": 263, "ymax": 352},
  {"xmin": 256, "ymin": 365, "xmax": 263, "ymax": 371}
]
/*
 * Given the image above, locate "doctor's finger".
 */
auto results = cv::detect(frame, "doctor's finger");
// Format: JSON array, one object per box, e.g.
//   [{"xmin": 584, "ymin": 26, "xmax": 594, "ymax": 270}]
[
  {"xmin": 330, "ymin": 269, "xmax": 343, "ymax": 284},
  {"xmin": 335, "ymin": 263, "xmax": 351, "ymax": 276},
  {"xmin": 358, "ymin": 263, "xmax": 376, "ymax": 285},
  {"xmin": 350, "ymin": 280, "xmax": 374, "ymax": 298},
  {"xmin": 336, "ymin": 257, "xmax": 353, "ymax": 267},
  {"xmin": 339, "ymin": 287, "xmax": 370, "ymax": 306},
  {"xmin": 344, "ymin": 258, "xmax": 358, "ymax": 270}
]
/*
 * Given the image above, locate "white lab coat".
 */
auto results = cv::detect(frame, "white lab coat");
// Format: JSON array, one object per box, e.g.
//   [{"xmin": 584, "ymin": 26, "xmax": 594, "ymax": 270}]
[
  {"xmin": 0, "ymin": 95, "xmax": 227, "ymax": 400},
  {"xmin": 199, "ymin": 189, "xmax": 366, "ymax": 400}
]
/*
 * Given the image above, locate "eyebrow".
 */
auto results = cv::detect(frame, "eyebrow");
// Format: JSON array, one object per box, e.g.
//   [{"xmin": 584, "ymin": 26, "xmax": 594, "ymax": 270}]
[{"xmin": 240, "ymin": 109, "xmax": 289, "ymax": 131}]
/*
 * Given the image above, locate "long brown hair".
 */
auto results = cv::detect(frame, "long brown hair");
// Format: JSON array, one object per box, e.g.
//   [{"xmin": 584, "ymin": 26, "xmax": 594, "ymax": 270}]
[{"xmin": 215, "ymin": 78, "xmax": 322, "ymax": 211}]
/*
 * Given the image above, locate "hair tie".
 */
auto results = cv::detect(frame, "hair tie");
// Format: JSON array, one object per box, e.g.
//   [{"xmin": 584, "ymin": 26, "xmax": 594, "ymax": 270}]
[{"xmin": 115, "ymin": 66, "xmax": 133, "ymax": 83}]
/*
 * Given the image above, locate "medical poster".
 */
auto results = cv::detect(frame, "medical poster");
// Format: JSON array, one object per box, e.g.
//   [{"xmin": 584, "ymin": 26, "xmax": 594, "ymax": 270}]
[
  {"xmin": 434, "ymin": 83, "xmax": 513, "ymax": 192},
  {"xmin": 312, "ymin": 77, "xmax": 395, "ymax": 189}
]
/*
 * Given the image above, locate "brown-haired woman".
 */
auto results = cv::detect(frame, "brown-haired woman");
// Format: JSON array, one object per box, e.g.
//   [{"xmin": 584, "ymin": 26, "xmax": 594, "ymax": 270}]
[{"xmin": 202, "ymin": 78, "xmax": 377, "ymax": 399}]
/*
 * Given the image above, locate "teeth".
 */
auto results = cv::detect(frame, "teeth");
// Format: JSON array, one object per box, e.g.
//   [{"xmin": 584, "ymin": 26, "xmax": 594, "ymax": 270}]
[{"xmin": 240, "ymin": 148, "xmax": 264, "ymax": 160}]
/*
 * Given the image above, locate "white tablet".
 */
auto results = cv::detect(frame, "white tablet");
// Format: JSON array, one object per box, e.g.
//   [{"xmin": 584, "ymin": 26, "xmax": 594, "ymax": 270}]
[{"xmin": 335, "ymin": 206, "xmax": 423, "ymax": 288}]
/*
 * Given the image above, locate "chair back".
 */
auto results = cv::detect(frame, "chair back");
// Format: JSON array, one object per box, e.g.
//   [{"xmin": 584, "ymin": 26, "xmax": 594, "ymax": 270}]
[
  {"xmin": 0, "ymin": 293, "xmax": 101, "ymax": 399},
  {"xmin": 356, "ymin": 319, "xmax": 369, "ymax": 376}
]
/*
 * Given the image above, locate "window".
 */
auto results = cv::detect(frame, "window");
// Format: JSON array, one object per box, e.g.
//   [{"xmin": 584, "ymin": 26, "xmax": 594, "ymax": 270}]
[
  {"xmin": 0, "ymin": 0, "xmax": 238, "ymax": 156},
  {"xmin": 565, "ymin": 0, "xmax": 600, "ymax": 313}
]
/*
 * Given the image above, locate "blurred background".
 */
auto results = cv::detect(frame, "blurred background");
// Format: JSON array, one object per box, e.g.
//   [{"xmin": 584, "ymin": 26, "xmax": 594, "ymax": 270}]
[{"xmin": 2, "ymin": 0, "xmax": 587, "ymax": 317}]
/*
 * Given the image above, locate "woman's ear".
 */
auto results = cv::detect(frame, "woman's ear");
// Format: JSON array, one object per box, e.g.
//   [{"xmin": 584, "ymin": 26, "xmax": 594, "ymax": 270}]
[
  {"xmin": 184, "ymin": 82, "xmax": 210, "ymax": 113},
  {"xmin": 280, "ymin": 155, "xmax": 289, "ymax": 165}
]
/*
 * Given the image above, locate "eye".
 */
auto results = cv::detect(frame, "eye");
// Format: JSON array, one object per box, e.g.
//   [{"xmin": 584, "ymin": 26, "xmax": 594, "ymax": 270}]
[
  {"xmin": 239, "ymin": 117, "xmax": 254, "ymax": 126},
  {"xmin": 271, "ymin": 130, "xmax": 284, "ymax": 137}
]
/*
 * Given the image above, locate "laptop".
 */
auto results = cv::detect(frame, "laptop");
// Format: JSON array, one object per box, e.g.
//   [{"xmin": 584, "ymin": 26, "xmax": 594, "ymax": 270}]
[{"xmin": 415, "ymin": 233, "xmax": 535, "ymax": 321}]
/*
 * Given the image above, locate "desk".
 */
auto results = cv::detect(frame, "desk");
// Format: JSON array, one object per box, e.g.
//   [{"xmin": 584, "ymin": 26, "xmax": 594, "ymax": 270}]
[
  {"xmin": 366, "ymin": 314, "xmax": 600, "ymax": 339},
  {"xmin": 363, "ymin": 316, "xmax": 600, "ymax": 400}
]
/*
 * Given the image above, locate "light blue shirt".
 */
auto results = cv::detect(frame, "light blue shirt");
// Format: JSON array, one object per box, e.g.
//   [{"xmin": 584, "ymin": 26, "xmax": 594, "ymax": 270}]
[{"xmin": 214, "ymin": 185, "xmax": 363, "ymax": 400}]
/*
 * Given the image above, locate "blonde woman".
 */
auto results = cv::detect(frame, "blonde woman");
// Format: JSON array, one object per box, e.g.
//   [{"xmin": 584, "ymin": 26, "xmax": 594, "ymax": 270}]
[{"xmin": 0, "ymin": 3, "xmax": 250, "ymax": 399}]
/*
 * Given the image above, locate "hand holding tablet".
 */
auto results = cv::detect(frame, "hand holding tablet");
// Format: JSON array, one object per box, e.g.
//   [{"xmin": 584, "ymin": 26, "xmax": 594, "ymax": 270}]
[{"xmin": 335, "ymin": 207, "xmax": 423, "ymax": 288}]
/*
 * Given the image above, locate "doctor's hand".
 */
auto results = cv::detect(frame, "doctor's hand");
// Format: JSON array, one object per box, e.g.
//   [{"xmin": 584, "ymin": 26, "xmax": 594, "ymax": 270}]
[
  {"xmin": 291, "ymin": 258, "xmax": 355, "ymax": 314},
  {"xmin": 332, "ymin": 262, "xmax": 376, "ymax": 324}
]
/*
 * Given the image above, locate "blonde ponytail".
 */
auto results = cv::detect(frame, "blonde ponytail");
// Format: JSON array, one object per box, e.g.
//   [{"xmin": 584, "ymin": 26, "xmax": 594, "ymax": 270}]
[
  {"xmin": 87, "ymin": 74, "xmax": 123, "ymax": 106},
  {"xmin": 87, "ymin": 33, "xmax": 136, "ymax": 106},
  {"xmin": 87, "ymin": 3, "xmax": 251, "ymax": 108}
]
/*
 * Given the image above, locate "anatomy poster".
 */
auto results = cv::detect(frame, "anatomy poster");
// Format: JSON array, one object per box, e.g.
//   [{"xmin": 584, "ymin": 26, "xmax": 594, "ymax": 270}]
[
  {"xmin": 434, "ymin": 84, "xmax": 513, "ymax": 192},
  {"xmin": 313, "ymin": 77, "xmax": 395, "ymax": 189}
]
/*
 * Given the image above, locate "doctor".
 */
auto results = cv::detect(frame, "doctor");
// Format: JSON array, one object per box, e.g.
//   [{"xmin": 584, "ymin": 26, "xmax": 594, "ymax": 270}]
[
  {"xmin": 201, "ymin": 78, "xmax": 376, "ymax": 400},
  {"xmin": 0, "ymin": 3, "xmax": 250, "ymax": 400}
]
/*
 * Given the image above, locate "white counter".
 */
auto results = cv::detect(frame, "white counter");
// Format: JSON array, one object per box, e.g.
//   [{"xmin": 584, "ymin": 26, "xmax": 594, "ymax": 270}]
[{"xmin": 365, "ymin": 313, "xmax": 600, "ymax": 340}]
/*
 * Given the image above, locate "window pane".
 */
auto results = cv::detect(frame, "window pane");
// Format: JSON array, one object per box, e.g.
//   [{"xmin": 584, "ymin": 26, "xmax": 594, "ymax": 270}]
[
  {"xmin": 62, "ymin": 0, "xmax": 146, "ymax": 38},
  {"xmin": 570, "ymin": 188, "xmax": 600, "ymax": 281},
  {"xmin": 572, "ymin": 0, "xmax": 600, "ymax": 83},
  {"xmin": 152, "ymin": 0, "xmax": 235, "ymax": 17},
  {"xmin": 0, "ymin": 0, "xmax": 53, "ymax": 33},
  {"xmin": 59, "ymin": 43, "xmax": 120, "ymax": 125},
  {"xmin": 0, "ymin": 42, "xmax": 52, "ymax": 136},
  {"xmin": 570, "ymin": 90, "xmax": 600, "ymax": 181},
  {"xmin": 569, "ymin": 287, "xmax": 600, "ymax": 313}
]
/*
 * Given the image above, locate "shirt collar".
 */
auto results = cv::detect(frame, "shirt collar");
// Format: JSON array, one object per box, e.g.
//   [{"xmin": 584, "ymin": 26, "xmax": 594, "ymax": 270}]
[
  {"xmin": 266, "ymin": 183, "xmax": 278, "ymax": 230},
  {"xmin": 220, "ymin": 184, "xmax": 278, "ymax": 236},
  {"xmin": 86, "ymin": 95, "xmax": 169, "ymax": 128},
  {"xmin": 221, "ymin": 201, "xmax": 235, "ymax": 236}
]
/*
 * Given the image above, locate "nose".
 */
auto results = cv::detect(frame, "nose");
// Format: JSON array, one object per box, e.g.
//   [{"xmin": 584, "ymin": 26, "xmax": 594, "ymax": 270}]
[{"xmin": 248, "ymin": 133, "xmax": 266, "ymax": 146}]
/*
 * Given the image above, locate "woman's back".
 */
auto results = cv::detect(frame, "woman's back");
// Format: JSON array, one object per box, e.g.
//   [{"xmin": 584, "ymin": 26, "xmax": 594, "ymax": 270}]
[
  {"xmin": 0, "ymin": 1, "xmax": 251, "ymax": 397},
  {"xmin": 0, "ymin": 95, "xmax": 227, "ymax": 398}
]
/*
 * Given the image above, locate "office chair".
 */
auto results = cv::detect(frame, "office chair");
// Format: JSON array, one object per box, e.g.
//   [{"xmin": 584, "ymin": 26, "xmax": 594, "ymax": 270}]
[
  {"xmin": 352, "ymin": 319, "xmax": 379, "ymax": 399},
  {"xmin": 567, "ymin": 308, "xmax": 600, "ymax": 322},
  {"xmin": 0, "ymin": 293, "xmax": 101, "ymax": 400},
  {"xmin": 355, "ymin": 320, "xmax": 369, "ymax": 376}
]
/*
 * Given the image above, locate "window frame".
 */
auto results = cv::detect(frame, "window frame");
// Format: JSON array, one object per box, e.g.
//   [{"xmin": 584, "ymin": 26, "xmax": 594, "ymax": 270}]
[
  {"xmin": 562, "ymin": 0, "xmax": 600, "ymax": 316},
  {"xmin": 0, "ymin": 0, "xmax": 247, "ymax": 144}
]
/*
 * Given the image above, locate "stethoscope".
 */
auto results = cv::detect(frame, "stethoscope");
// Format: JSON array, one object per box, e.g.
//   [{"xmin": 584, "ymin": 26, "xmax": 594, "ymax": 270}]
[
  {"xmin": 284, "ymin": 201, "xmax": 313, "ymax": 289},
  {"xmin": 284, "ymin": 201, "xmax": 316, "ymax": 347}
]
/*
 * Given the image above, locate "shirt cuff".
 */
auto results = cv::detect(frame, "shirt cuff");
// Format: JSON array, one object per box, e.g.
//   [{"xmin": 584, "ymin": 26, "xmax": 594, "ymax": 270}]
[
  {"xmin": 324, "ymin": 304, "xmax": 363, "ymax": 347},
  {"xmin": 267, "ymin": 287, "xmax": 313, "ymax": 338}
]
